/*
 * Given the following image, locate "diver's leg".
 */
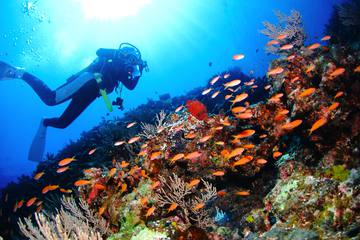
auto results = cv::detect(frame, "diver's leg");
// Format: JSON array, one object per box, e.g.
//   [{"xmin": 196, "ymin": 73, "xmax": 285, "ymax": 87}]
[
  {"xmin": 22, "ymin": 72, "xmax": 57, "ymax": 106},
  {"xmin": 43, "ymin": 81, "xmax": 98, "ymax": 129}
]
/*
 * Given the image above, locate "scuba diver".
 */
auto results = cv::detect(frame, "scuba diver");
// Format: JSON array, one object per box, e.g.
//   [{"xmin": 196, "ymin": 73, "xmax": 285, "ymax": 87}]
[{"xmin": 0, "ymin": 43, "xmax": 148, "ymax": 162}]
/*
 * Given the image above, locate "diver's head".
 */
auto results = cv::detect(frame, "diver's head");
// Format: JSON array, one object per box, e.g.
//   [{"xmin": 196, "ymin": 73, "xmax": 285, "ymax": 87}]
[{"xmin": 116, "ymin": 43, "xmax": 148, "ymax": 80}]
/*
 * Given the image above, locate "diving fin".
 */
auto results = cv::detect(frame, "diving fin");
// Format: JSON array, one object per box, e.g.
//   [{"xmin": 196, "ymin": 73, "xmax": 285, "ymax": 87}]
[
  {"xmin": 0, "ymin": 61, "xmax": 24, "ymax": 80},
  {"xmin": 28, "ymin": 119, "xmax": 47, "ymax": 162}
]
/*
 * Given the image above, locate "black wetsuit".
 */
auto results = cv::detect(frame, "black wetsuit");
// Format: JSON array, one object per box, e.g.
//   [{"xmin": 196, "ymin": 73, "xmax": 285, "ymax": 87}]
[{"xmin": 21, "ymin": 48, "xmax": 140, "ymax": 129}]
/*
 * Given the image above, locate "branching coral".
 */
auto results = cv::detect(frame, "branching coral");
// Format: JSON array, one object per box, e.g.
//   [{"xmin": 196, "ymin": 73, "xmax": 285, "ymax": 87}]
[
  {"xmin": 154, "ymin": 173, "xmax": 217, "ymax": 229},
  {"xmin": 261, "ymin": 10, "xmax": 306, "ymax": 54},
  {"xmin": 338, "ymin": 0, "xmax": 360, "ymax": 26},
  {"xmin": 18, "ymin": 196, "xmax": 109, "ymax": 240},
  {"xmin": 139, "ymin": 110, "xmax": 168, "ymax": 139}
]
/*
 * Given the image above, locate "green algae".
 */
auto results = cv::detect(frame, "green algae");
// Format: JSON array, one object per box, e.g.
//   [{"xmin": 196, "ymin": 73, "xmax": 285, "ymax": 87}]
[{"xmin": 326, "ymin": 165, "xmax": 350, "ymax": 181}]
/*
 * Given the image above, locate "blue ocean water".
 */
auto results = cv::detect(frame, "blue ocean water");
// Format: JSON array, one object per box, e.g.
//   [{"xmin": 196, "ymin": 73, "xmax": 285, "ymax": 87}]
[{"xmin": 0, "ymin": 0, "xmax": 344, "ymax": 188}]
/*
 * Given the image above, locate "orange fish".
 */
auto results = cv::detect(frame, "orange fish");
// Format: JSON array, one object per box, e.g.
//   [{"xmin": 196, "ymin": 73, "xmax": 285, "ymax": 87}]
[
  {"xmin": 120, "ymin": 183, "xmax": 127, "ymax": 193},
  {"xmin": 168, "ymin": 202, "xmax": 178, "ymax": 213},
  {"xmin": 264, "ymin": 85, "xmax": 271, "ymax": 90},
  {"xmin": 217, "ymin": 190, "xmax": 227, "ymax": 197},
  {"xmin": 114, "ymin": 140, "xmax": 125, "ymax": 146},
  {"xmin": 321, "ymin": 35, "xmax": 331, "ymax": 41},
  {"xmin": 98, "ymin": 206, "xmax": 106, "ymax": 216},
  {"xmin": 199, "ymin": 135, "xmax": 213, "ymax": 143},
  {"xmin": 212, "ymin": 171, "xmax": 225, "ymax": 176},
  {"xmin": 235, "ymin": 112, "xmax": 253, "ymax": 119},
  {"xmin": 235, "ymin": 129, "xmax": 255, "ymax": 139},
  {"xmin": 280, "ymin": 44, "xmax": 294, "ymax": 50},
  {"xmin": 83, "ymin": 168, "xmax": 94, "ymax": 174},
  {"xmin": 334, "ymin": 91, "xmax": 344, "ymax": 99},
  {"xmin": 225, "ymin": 94, "xmax": 233, "ymax": 100},
  {"xmin": 175, "ymin": 105, "xmax": 184, "ymax": 113},
  {"xmin": 354, "ymin": 65, "xmax": 360, "ymax": 73},
  {"xmin": 274, "ymin": 114, "xmax": 286, "ymax": 122},
  {"xmin": 126, "ymin": 122, "xmax": 137, "ymax": 128},
  {"xmin": 119, "ymin": 161, "xmax": 129, "ymax": 168},
  {"xmin": 281, "ymin": 120, "xmax": 302, "ymax": 130},
  {"xmin": 278, "ymin": 109, "xmax": 289, "ymax": 115},
  {"xmin": 231, "ymin": 93, "xmax": 248, "ymax": 104},
  {"xmin": 307, "ymin": 43, "xmax": 321, "ymax": 50},
  {"xmin": 74, "ymin": 180, "xmax": 91, "ymax": 187},
  {"xmin": 224, "ymin": 80, "xmax": 241, "ymax": 89},
  {"xmin": 235, "ymin": 191, "xmax": 250, "ymax": 196},
  {"xmin": 60, "ymin": 188, "xmax": 72, "ymax": 193},
  {"xmin": 268, "ymin": 67, "xmax": 284, "ymax": 76},
  {"xmin": 266, "ymin": 39, "xmax": 280, "ymax": 46},
  {"xmin": 17, "ymin": 200, "xmax": 24, "ymax": 209},
  {"xmin": 233, "ymin": 156, "xmax": 253, "ymax": 166},
  {"xmin": 56, "ymin": 166, "xmax": 69, "ymax": 174},
  {"xmin": 150, "ymin": 151, "xmax": 162, "ymax": 161},
  {"xmin": 145, "ymin": 206, "xmax": 156, "ymax": 218},
  {"xmin": 231, "ymin": 106, "xmax": 247, "ymax": 114},
  {"xmin": 34, "ymin": 171, "xmax": 45, "ymax": 180},
  {"xmin": 170, "ymin": 153, "xmax": 185, "ymax": 163},
  {"xmin": 193, "ymin": 202, "xmax": 205, "ymax": 211},
  {"xmin": 309, "ymin": 118, "xmax": 327, "ymax": 135},
  {"xmin": 26, "ymin": 197, "xmax": 37, "ymax": 207},
  {"xmin": 202, "ymin": 88, "xmax": 212, "ymax": 95},
  {"xmin": 210, "ymin": 76, "xmax": 220, "ymax": 85},
  {"xmin": 232, "ymin": 54, "xmax": 245, "ymax": 60},
  {"xmin": 327, "ymin": 102, "xmax": 340, "ymax": 112},
  {"xmin": 305, "ymin": 64, "xmax": 315, "ymax": 74},
  {"xmin": 221, "ymin": 150, "xmax": 229, "ymax": 157},
  {"xmin": 187, "ymin": 179, "xmax": 200, "ymax": 188},
  {"xmin": 269, "ymin": 93, "xmax": 284, "ymax": 102},
  {"xmin": 151, "ymin": 181, "xmax": 160, "ymax": 189},
  {"xmin": 273, "ymin": 151, "xmax": 282, "ymax": 159},
  {"xmin": 256, "ymin": 158, "xmax": 267, "ymax": 164},
  {"xmin": 140, "ymin": 197, "xmax": 148, "ymax": 206},
  {"xmin": 186, "ymin": 100, "xmax": 208, "ymax": 121},
  {"xmin": 108, "ymin": 168, "xmax": 117, "ymax": 177},
  {"xmin": 215, "ymin": 141, "xmax": 225, "ymax": 146},
  {"xmin": 42, "ymin": 185, "xmax": 59, "ymax": 194},
  {"xmin": 211, "ymin": 91, "xmax": 220, "ymax": 98},
  {"xmin": 224, "ymin": 73, "xmax": 231, "ymax": 78},
  {"xmin": 128, "ymin": 136, "xmax": 141, "ymax": 144},
  {"xmin": 290, "ymin": 76, "xmax": 300, "ymax": 83},
  {"xmin": 140, "ymin": 170, "xmax": 148, "ymax": 178},
  {"xmin": 259, "ymin": 134, "xmax": 267, "ymax": 139},
  {"xmin": 243, "ymin": 144, "xmax": 255, "ymax": 149},
  {"xmin": 185, "ymin": 132, "xmax": 197, "ymax": 139},
  {"xmin": 94, "ymin": 183, "xmax": 106, "ymax": 190},
  {"xmin": 185, "ymin": 151, "xmax": 202, "ymax": 160},
  {"xmin": 58, "ymin": 156, "xmax": 76, "ymax": 167},
  {"xmin": 329, "ymin": 67, "xmax": 345, "ymax": 78},
  {"xmin": 213, "ymin": 126, "xmax": 224, "ymax": 131},
  {"xmin": 299, "ymin": 88, "xmax": 316, "ymax": 98},
  {"xmin": 36, "ymin": 201, "xmax": 43, "ymax": 206},
  {"xmin": 88, "ymin": 148, "xmax": 97, "ymax": 155},
  {"xmin": 276, "ymin": 33, "xmax": 287, "ymax": 40}
]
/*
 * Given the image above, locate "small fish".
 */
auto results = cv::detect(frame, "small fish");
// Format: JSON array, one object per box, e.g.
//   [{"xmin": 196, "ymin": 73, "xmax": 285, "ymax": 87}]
[
  {"xmin": 140, "ymin": 197, "xmax": 148, "ymax": 206},
  {"xmin": 151, "ymin": 181, "xmax": 160, "ymax": 189},
  {"xmin": 231, "ymin": 93, "xmax": 248, "ymax": 104},
  {"xmin": 233, "ymin": 156, "xmax": 253, "ymax": 166},
  {"xmin": 259, "ymin": 134, "xmax": 267, "ymax": 139},
  {"xmin": 120, "ymin": 183, "xmax": 127, "ymax": 193},
  {"xmin": 120, "ymin": 161, "xmax": 129, "ymax": 168},
  {"xmin": 212, "ymin": 170, "xmax": 225, "ymax": 176},
  {"xmin": 213, "ymin": 126, "xmax": 224, "ymax": 131},
  {"xmin": 264, "ymin": 85, "xmax": 271, "ymax": 90},
  {"xmin": 36, "ymin": 205, "xmax": 42, "ymax": 213},
  {"xmin": 281, "ymin": 120, "xmax": 303, "ymax": 131},
  {"xmin": 34, "ymin": 171, "xmax": 45, "ymax": 180},
  {"xmin": 268, "ymin": 93, "xmax": 284, "ymax": 103},
  {"xmin": 278, "ymin": 109, "xmax": 289, "ymax": 115},
  {"xmin": 224, "ymin": 80, "xmax": 241, "ymax": 89},
  {"xmin": 42, "ymin": 185, "xmax": 59, "ymax": 194},
  {"xmin": 56, "ymin": 166, "xmax": 69, "ymax": 174},
  {"xmin": 268, "ymin": 67, "xmax": 284, "ymax": 76},
  {"xmin": 211, "ymin": 91, "xmax": 220, "ymax": 98},
  {"xmin": 185, "ymin": 132, "xmax": 197, "ymax": 139},
  {"xmin": 235, "ymin": 191, "xmax": 250, "ymax": 196},
  {"xmin": 94, "ymin": 183, "xmax": 106, "ymax": 190},
  {"xmin": 88, "ymin": 148, "xmax": 97, "ymax": 155},
  {"xmin": 175, "ymin": 105, "xmax": 184, "ymax": 113},
  {"xmin": 329, "ymin": 67, "xmax": 345, "ymax": 78},
  {"xmin": 234, "ymin": 129, "xmax": 255, "ymax": 139},
  {"xmin": 274, "ymin": 114, "xmax": 286, "ymax": 122},
  {"xmin": 225, "ymin": 94, "xmax": 233, "ymax": 100},
  {"xmin": 127, "ymin": 122, "xmax": 137, "ymax": 128},
  {"xmin": 128, "ymin": 136, "xmax": 141, "ymax": 144},
  {"xmin": 168, "ymin": 202, "xmax": 178, "ymax": 212},
  {"xmin": 210, "ymin": 76, "xmax": 220, "ymax": 85},
  {"xmin": 276, "ymin": 34, "xmax": 287, "ymax": 40},
  {"xmin": 273, "ymin": 151, "xmax": 282, "ymax": 159},
  {"xmin": 243, "ymin": 144, "xmax": 255, "ymax": 149},
  {"xmin": 74, "ymin": 180, "xmax": 91, "ymax": 186},
  {"xmin": 98, "ymin": 206, "xmax": 106, "ymax": 216},
  {"xmin": 232, "ymin": 54, "xmax": 245, "ymax": 60},
  {"xmin": 327, "ymin": 102, "xmax": 340, "ymax": 112},
  {"xmin": 187, "ymin": 179, "xmax": 200, "ymax": 188},
  {"xmin": 36, "ymin": 201, "xmax": 43, "ymax": 206},
  {"xmin": 108, "ymin": 168, "xmax": 117, "ymax": 177},
  {"xmin": 58, "ymin": 156, "xmax": 76, "ymax": 167},
  {"xmin": 287, "ymin": 54, "xmax": 296, "ymax": 61},
  {"xmin": 217, "ymin": 190, "xmax": 227, "ymax": 197},
  {"xmin": 321, "ymin": 35, "xmax": 331, "ymax": 41},
  {"xmin": 228, "ymin": 148, "xmax": 245, "ymax": 159},
  {"xmin": 231, "ymin": 106, "xmax": 247, "ymax": 114},
  {"xmin": 224, "ymin": 73, "xmax": 231, "ymax": 78},
  {"xmin": 299, "ymin": 88, "xmax": 316, "ymax": 98},
  {"xmin": 308, "ymin": 43, "xmax": 321, "ymax": 50},
  {"xmin": 309, "ymin": 118, "xmax": 327, "ymax": 135},
  {"xmin": 334, "ymin": 91, "xmax": 344, "ymax": 99},
  {"xmin": 83, "ymin": 168, "xmax": 94, "ymax": 174},
  {"xmin": 235, "ymin": 112, "xmax": 253, "ymax": 119},
  {"xmin": 202, "ymin": 88, "xmax": 212, "ymax": 95},
  {"xmin": 17, "ymin": 200, "xmax": 24, "ymax": 209},
  {"xmin": 141, "ymin": 170, "xmax": 148, "ymax": 178},
  {"xmin": 114, "ymin": 140, "xmax": 125, "ymax": 146},
  {"xmin": 193, "ymin": 202, "xmax": 205, "ymax": 211},
  {"xmin": 145, "ymin": 206, "xmax": 156, "ymax": 218},
  {"xmin": 150, "ymin": 151, "xmax": 162, "ymax": 161},
  {"xmin": 60, "ymin": 188, "xmax": 72, "ymax": 193},
  {"xmin": 354, "ymin": 65, "xmax": 360, "ymax": 73},
  {"xmin": 26, "ymin": 197, "xmax": 37, "ymax": 207},
  {"xmin": 306, "ymin": 64, "xmax": 315, "ymax": 73},
  {"xmin": 199, "ymin": 135, "xmax": 213, "ymax": 143},
  {"xmin": 185, "ymin": 151, "xmax": 202, "ymax": 160},
  {"xmin": 279, "ymin": 44, "xmax": 293, "ymax": 50},
  {"xmin": 266, "ymin": 39, "xmax": 280, "ymax": 46},
  {"xmin": 215, "ymin": 141, "xmax": 225, "ymax": 146},
  {"xmin": 256, "ymin": 158, "xmax": 267, "ymax": 164},
  {"xmin": 170, "ymin": 153, "xmax": 185, "ymax": 163}
]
